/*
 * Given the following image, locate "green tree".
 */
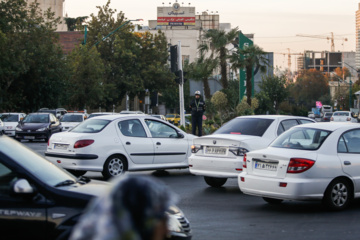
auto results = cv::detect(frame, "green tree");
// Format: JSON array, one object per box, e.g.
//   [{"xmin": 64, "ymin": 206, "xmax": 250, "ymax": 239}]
[
  {"xmin": 66, "ymin": 45, "xmax": 105, "ymax": 109},
  {"xmin": 85, "ymin": 0, "xmax": 172, "ymax": 110},
  {"xmin": 0, "ymin": 0, "xmax": 68, "ymax": 112},
  {"xmin": 187, "ymin": 53, "xmax": 218, "ymax": 100},
  {"xmin": 289, "ymin": 69, "xmax": 330, "ymax": 110},
  {"xmin": 258, "ymin": 74, "xmax": 288, "ymax": 114},
  {"xmin": 229, "ymin": 44, "xmax": 269, "ymax": 106},
  {"xmin": 199, "ymin": 27, "xmax": 239, "ymax": 89},
  {"xmin": 211, "ymin": 91, "xmax": 228, "ymax": 125},
  {"xmin": 64, "ymin": 16, "xmax": 88, "ymax": 31}
]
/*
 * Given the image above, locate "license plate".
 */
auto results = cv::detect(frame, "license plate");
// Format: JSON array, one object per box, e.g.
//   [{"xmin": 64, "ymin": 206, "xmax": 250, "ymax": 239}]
[
  {"xmin": 54, "ymin": 144, "xmax": 69, "ymax": 150},
  {"xmin": 254, "ymin": 161, "xmax": 277, "ymax": 171},
  {"xmin": 24, "ymin": 136, "xmax": 35, "ymax": 140},
  {"xmin": 6, "ymin": 126, "xmax": 12, "ymax": 130},
  {"xmin": 205, "ymin": 147, "xmax": 226, "ymax": 155}
]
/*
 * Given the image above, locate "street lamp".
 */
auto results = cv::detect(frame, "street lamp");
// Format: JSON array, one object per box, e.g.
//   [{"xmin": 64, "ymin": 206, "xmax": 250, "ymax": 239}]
[{"xmin": 338, "ymin": 61, "xmax": 354, "ymax": 109}]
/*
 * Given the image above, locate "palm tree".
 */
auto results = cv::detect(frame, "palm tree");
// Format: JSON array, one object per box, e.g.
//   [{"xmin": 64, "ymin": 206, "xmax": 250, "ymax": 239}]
[
  {"xmin": 229, "ymin": 44, "xmax": 269, "ymax": 106},
  {"xmin": 186, "ymin": 53, "xmax": 218, "ymax": 100},
  {"xmin": 198, "ymin": 27, "xmax": 239, "ymax": 89}
]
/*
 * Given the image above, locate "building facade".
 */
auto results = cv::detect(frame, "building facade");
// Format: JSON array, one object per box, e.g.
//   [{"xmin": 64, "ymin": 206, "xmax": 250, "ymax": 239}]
[
  {"xmin": 27, "ymin": 0, "xmax": 67, "ymax": 31},
  {"xmin": 356, "ymin": 3, "xmax": 360, "ymax": 70}
]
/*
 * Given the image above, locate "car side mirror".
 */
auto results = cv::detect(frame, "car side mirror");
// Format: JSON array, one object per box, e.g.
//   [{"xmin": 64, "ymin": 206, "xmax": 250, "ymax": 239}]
[
  {"xmin": 12, "ymin": 179, "xmax": 35, "ymax": 195},
  {"xmin": 177, "ymin": 132, "xmax": 184, "ymax": 138}
]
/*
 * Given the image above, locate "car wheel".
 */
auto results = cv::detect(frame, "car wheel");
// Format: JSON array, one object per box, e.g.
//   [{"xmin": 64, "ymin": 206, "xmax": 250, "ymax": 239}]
[
  {"xmin": 204, "ymin": 176, "xmax": 227, "ymax": 187},
  {"xmin": 323, "ymin": 178, "xmax": 352, "ymax": 211},
  {"xmin": 66, "ymin": 169, "xmax": 87, "ymax": 177},
  {"xmin": 263, "ymin": 197, "xmax": 283, "ymax": 204},
  {"xmin": 102, "ymin": 155, "xmax": 127, "ymax": 180}
]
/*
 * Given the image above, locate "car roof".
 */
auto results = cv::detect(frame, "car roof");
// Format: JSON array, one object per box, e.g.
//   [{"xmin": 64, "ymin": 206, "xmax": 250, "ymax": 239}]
[
  {"xmin": 235, "ymin": 115, "xmax": 314, "ymax": 120},
  {"xmin": 89, "ymin": 114, "xmax": 159, "ymax": 121},
  {"xmin": 294, "ymin": 122, "xmax": 360, "ymax": 131},
  {"xmin": 64, "ymin": 113, "xmax": 85, "ymax": 115},
  {"xmin": 1, "ymin": 112, "xmax": 25, "ymax": 115}
]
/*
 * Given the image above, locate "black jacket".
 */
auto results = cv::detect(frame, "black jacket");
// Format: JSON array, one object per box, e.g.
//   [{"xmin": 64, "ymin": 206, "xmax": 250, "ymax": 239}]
[{"xmin": 189, "ymin": 98, "xmax": 206, "ymax": 115}]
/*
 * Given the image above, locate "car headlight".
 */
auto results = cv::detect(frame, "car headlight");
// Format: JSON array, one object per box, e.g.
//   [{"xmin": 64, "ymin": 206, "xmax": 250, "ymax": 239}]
[
  {"xmin": 36, "ymin": 127, "xmax": 47, "ymax": 131},
  {"xmin": 16, "ymin": 127, "xmax": 22, "ymax": 131},
  {"xmin": 229, "ymin": 147, "xmax": 248, "ymax": 156},
  {"xmin": 167, "ymin": 213, "xmax": 182, "ymax": 233}
]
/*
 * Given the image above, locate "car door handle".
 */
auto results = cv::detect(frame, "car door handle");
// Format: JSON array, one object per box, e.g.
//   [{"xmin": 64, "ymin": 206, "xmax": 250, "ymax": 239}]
[
  {"xmin": 156, "ymin": 142, "xmax": 161, "ymax": 145},
  {"xmin": 344, "ymin": 161, "xmax": 351, "ymax": 165},
  {"xmin": 126, "ymin": 142, "xmax": 131, "ymax": 145}
]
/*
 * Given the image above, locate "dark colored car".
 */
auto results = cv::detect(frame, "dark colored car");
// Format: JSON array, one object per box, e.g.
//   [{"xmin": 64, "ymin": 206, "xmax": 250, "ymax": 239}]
[
  {"xmin": 15, "ymin": 113, "xmax": 62, "ymax": 142},
  {"xmin": 0, "ymin": 134, "xmax": 192, "ymax": 240}
]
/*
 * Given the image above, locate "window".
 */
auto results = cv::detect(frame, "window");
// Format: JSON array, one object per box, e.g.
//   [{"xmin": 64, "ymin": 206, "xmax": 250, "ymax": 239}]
[
  {"xmin": 0, "ymin": 162, "xmax": 18, "ymax": 197},
  {"xmin": 71, "ymin": 119, "xmax": 110, "ymax": 133},
  {"xmin": 145, "ymin": 120, "xmax": 178, "ymax": 138},
  {"xmin": 272, "ymin": 128, "xmax": 331, "ymax": 150},
  {"xmin": 277, "ymin": 119, "xmax": 299, "ymax": 136},
  {"xmin": 339, "ymin": 130, "xmax": 360, "ymax": 153},
  {"xmin": 118, "ymin": 119, "xmax": 147, "ymax": 137},
  {"xmin": 214, "ymin": 118, "xmax": 274, "ymax": 137}
]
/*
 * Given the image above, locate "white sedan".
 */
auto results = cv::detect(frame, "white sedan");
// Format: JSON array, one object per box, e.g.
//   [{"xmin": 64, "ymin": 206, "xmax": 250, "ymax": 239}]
[
  {"xmin": 0, "ymin": 113, "xmax": 26, "ymax": 137},
  {"xmin": 189, "ymin": 115, "xmax": 315, "ymax": 187},
  {"xmin": 239, "ymin": 122, "xmax": 360, "ymax": 210},
  {"xmin": 60, "ymin": 113, "xmax": 87, "ymax": 131},
  {"xmin": 45, "ymin": 115, "xmax": 195, "ymax": 179}
]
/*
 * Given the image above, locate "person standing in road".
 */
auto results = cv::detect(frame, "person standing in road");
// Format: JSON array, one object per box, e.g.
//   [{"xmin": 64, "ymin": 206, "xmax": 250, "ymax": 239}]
[{"xmin": 189, "ymin": 90, "xmax": 206, "ymax": 136}]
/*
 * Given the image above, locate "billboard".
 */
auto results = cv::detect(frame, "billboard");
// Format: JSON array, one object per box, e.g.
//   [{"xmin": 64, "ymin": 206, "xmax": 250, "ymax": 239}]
[{"xmin": 157, "ymin": 3, "xmax": 195, "ymax": 26}]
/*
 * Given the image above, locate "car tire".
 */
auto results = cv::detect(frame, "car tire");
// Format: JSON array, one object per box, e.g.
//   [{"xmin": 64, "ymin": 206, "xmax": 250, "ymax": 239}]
[
  {"xmin": 204, "ymin": 176, "xmax": 227, "ymax": 188},
  {"xmin": 66, "ymin": 169, "xmax": 87, "ymax": 177},
  {"xmin": 323, "ymin": 178, "xmax": 352, "ymax": 211},
  {"xmin": 102, "ymin": 155, "xmax": 127, "ymax": 180},
  {"xmin": 263, "ymin": 197, "xmax": 283, "ymax": 204}
]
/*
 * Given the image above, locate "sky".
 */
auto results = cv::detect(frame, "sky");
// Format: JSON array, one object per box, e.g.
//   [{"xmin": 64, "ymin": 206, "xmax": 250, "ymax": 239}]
[{"xmin": 63, "ymin": 0, "xmax": 360, "ymax": 71}]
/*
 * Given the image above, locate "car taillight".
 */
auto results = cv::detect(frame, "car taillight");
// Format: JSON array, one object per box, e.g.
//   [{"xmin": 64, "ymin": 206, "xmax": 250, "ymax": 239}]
[
  {"xmin": 243, "ymin": 154, "xmax": 247, "ymax": 168},
  {"xmin": 74, "ymin": 140, "xmax": 94, "ymax": 148},
  {"xmin": 330, "ymin": 117, "xmax": 333, "ymax": 121},
  {"xmin": 287, "ymin": 158, "xmax": 315, "ymax": 173},
  {"xmin": 347, "ymin": 117, "xmax": 351, "ymax": 121}
]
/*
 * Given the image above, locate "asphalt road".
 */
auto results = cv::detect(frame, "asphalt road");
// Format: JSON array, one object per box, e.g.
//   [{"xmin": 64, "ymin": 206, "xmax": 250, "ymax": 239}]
[{"xmin": 24, "ymin": 140, "xmax": 360, "ymax": 240}]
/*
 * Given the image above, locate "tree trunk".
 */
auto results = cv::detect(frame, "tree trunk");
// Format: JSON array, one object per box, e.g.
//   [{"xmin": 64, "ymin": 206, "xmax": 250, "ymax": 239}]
[
  {"xmin": 202, "ymin": 78, "xmax": 211, "ymax": 100},
  {"xmin": 246, "ymin": 66, "xmax": 252, "ymax": 106},
  {"xmin": 220, "ymin": 48, "xmax": 228, "ymax": 89}
]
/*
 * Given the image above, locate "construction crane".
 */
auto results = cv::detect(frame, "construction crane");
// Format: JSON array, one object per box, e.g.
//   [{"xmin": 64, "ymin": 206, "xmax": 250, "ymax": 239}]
[
  {"xmin": 274, "ymin": 49, "xmax": 303, "ymax": 80},
  {"xmin": 296, "ymin": 32, "xmax": 348, "ymax": 52}
]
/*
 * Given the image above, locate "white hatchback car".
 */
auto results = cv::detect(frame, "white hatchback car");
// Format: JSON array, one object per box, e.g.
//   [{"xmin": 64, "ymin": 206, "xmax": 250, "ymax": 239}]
[
  {"xmin": 45, "ymin": 115, "xmax": 196, "ymax": 179},
  {"xmin": 0, "ymin": 113, "xmax": 26, "ymax": 137},
  {"xmin": 60, "ymin": 113, "xmax": 87, "ymax": 131},
  {"xmin": 189, "ymin": 115, "xmax": 315, "ymax": 187},
  {"xmin": 239, "ymin": 122, "xmax": 360, "ymax": 210}
]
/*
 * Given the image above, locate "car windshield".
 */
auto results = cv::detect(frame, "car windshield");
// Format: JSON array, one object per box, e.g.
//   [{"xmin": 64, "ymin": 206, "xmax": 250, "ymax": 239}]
[
  {"xmin": 0, "ymin": 137, "xmax": 75, "ymax": 186},
  {"xmin": 166, "ymin": 114, "xmax": 175, "ymax": 118},
  {"xmin": 23, "ymin": 114, "xmax": 49, "ymax": 123},
  {"xmin": 71, "ymin": 119, "xmax": 110, "ymax": 133},
  {"xmin": 0, "ymin": 114, "xmax": 18, "ymax": 122},
  {"xmin": 333, "ymin": 112, "xmax": 349, "ymax": 116},
  {"xmin": 61, "ymin": 114, "xmax": 83, "ymax": 122},
  {"xmin": 325, "ymin": 113, "xmax": 333, "ymax": 117},
  {"xmin": 214, "ymin": 118, "xmax": 274, "ymax": 137},
  {"xmin": 271, "ymin": 127, "xmax": 331, "ymax": 150}
]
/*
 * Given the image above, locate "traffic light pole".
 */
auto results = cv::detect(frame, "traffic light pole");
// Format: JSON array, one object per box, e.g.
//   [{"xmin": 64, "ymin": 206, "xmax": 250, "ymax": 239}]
[{"xmin": 178, "ymin": 41, "xmax": 185, "ymax": 127}]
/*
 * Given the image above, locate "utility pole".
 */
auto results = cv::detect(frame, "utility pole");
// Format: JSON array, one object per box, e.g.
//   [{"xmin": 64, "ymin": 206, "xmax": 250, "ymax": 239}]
[{"xmin": 178, "ymin": 41, "xmax": 185, "ymax": 127}]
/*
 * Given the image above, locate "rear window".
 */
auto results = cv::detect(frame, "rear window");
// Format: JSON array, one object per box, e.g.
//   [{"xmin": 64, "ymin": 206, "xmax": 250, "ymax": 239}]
[
  {"xmin": 0, "ymin": 114, "xmax": 18, "ymax": 122},
  {"xmin": 71, "ymin": 119, "xmax": 110, "ymax": 133},
  {"xmin": 214, "ymin": 118, "xmax": 274, "ymax": 137},
  {"xmin": 61, "ymin": 114, "xmax": 83, "ymax": 122},
  {"xmin": 271, "ymin": 127, "xmax": 331, "ymax": 150},
  {"xmin": 334, "ymin": 112, "xmax": 349, "ymax": 116}
]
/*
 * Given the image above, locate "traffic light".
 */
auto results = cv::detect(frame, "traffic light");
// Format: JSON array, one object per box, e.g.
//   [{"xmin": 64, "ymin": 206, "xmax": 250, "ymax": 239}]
[
  {"xmin": 170, "ymin": 45, "xmax": 178, "ymax": 73},
  {"xmin": 174, "ymin": 70, "xmax": 181, "ymax": 84}
]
